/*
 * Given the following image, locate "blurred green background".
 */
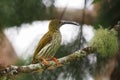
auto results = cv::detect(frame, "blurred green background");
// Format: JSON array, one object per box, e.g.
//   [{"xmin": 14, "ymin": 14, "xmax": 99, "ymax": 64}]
[{"xmin": 0, "ymin": 0, "xmax": 120, "ymax": 80}]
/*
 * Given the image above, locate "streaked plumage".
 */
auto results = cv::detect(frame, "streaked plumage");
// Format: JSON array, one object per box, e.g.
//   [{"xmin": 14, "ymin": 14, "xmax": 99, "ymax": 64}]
[{"xmin": 32, "ymin": 19, "xmax": 79, "ymax": 64}]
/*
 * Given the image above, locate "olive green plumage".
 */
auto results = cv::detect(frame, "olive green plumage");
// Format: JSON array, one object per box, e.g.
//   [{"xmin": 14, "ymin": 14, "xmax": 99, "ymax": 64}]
[
  {"xmin": 32, "ymin": 19, "xmax": 79, "ymax": 64},
  {"xmin": 89, "ymin": 27, "xmax": 118, "ymax": 57}
]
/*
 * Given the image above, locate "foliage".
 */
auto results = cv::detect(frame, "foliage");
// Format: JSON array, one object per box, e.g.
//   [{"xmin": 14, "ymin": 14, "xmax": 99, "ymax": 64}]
[
  {"xmin": 92, "ymin": 0, "xmax": 101, "ymax": 3},
  {"xmin": 89, "ymin": 27, "xmax": 118, "ymax": 57},
  {"xmin": 95, "ymin": 0, "xmax": 120, "ymax": 28},
  {"xmin": 0, "ymin": 0, "xmax": 54, "ymax": 28},
  {"xmin": 0, "ymin": 76, "xmax": 7, "ymax": 80}
]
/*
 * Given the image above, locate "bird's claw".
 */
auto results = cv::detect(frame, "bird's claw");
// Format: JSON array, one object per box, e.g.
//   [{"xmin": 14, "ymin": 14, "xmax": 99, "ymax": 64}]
[
  {"xmin": 41, "ymin": 58, "xmax": 49, "ymax": 65},
  {"xmin": 50, "ymin": 57, "xmax": 59, "ymax": 65}
]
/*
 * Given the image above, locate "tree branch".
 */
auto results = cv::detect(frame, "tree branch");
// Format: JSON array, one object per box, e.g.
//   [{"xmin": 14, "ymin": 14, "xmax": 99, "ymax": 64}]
[{"xmin": 0, "ymin": 47, "xmax": 93, "ymax": 77}]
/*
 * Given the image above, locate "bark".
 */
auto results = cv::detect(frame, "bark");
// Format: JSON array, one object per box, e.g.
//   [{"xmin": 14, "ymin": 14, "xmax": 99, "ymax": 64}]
[
  {"xmin": 110, "ymin": 32, "xmax": 120, "ymax": 80},
  {"xmin": 0, "ymin": 30, "xmax": 17, "ymax": 70}
]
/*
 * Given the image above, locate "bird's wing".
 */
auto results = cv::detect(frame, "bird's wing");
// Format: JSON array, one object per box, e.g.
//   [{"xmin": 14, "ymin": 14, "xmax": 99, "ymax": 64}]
[{"xmin": 33, "ymin": 32, "xmax": 52, "ymax": 57}]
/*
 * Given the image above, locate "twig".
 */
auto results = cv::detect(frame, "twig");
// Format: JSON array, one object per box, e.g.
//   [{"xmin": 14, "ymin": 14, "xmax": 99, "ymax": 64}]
[{"xmin": 78, "ymin": 0, "xmax": 87, "ymax": 48}]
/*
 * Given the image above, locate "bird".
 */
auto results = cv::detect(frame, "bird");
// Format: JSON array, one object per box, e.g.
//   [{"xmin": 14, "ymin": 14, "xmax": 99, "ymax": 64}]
[{"xmin": 32, "ymin": 19, "xmax": 79, "ymax": 65}]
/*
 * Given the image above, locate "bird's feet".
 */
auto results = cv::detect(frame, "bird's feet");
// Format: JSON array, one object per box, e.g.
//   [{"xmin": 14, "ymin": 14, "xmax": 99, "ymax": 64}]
[
  {"xmin": 50, "ymin": 57, "xmax": 59, "ymax": 65},
  {"xmin": 41, "ymin": 57, "xmax": 59, "ymax": 65},
  {"xmin": 41, "ymin": 58, "xmax": 49, "ymax": 65}
]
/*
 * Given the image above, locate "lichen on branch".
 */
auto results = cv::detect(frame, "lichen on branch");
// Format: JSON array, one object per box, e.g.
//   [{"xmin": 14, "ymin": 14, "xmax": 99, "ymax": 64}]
[
  {"xmin": 0, "ymin": 48, "xmax": 90, "ymax": 78},
  {"xmin": 89, "ymin": 27, "xmax": 118, "ymax": 57}
]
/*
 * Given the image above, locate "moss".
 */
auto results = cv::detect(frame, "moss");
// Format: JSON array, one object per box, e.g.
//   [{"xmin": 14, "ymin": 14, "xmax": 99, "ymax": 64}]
[{"xmin": 89, "ymin": 28, "xmax": 118, "ymax": 57}]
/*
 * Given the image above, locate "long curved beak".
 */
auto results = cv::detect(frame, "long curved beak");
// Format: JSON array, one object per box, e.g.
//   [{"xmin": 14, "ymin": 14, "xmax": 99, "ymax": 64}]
[{"xmin": 61, "ymin": 21, "xmax": 80, "ymax": 26}]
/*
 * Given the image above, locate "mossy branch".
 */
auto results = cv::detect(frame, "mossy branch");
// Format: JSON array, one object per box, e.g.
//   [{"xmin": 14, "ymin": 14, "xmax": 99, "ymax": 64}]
[{"xmin": 0, "ymin": 47, "xmax": 93, "ymax": 78}]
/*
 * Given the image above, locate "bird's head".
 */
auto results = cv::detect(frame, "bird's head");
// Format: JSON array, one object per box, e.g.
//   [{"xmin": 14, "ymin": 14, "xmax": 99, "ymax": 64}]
[{"xmin": 49, "ymin": 19, "xmax": 79, "ymax": 31}]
